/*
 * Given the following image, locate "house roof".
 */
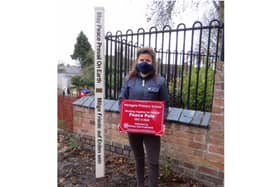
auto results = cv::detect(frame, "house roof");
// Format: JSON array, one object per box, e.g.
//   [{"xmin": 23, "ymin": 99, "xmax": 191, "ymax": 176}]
[
  {"xmin": 58, "ymin": 64, "xmax": 81, "ymax": 75},
  {"xmin": 65, "ymin": 65, "xmax": 81, "ymax": 74}
]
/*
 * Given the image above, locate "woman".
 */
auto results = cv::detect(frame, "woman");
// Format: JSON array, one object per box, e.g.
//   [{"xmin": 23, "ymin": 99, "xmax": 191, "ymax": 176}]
[{"xmin": 119, "ymin": 48, "xmax": 169, "ymax": 187}]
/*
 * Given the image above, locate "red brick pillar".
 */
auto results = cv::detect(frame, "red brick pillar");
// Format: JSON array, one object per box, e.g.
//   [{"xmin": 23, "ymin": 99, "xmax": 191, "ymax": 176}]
[
  {"xmin": 206, "ymin": 60, "xmax": 224, "ymax": 175},
  {"xmin": 58, "ymin": 96, "xmax": 78, "ymax": 132},
  {"xmin": 58, "ymin": 96, "xmax": 64, "ymax": 120}
]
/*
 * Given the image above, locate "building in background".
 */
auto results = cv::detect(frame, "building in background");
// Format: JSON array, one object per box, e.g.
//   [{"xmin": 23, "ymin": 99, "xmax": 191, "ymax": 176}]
[{"xmin": 57, "ymin": 64, "xmax": 81, "ymax": 95}]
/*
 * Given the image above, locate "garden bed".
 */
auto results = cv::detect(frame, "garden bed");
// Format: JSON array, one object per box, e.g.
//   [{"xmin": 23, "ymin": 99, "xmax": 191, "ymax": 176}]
[{"xmin": 58, "ymin": 132, "xmax": 207, "ymax": 187}]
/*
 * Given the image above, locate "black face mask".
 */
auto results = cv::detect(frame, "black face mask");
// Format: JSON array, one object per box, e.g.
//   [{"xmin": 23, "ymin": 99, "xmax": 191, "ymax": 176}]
[{"xmin": 136, "ymin": 62, "xmax": 154, "ymax": 74}]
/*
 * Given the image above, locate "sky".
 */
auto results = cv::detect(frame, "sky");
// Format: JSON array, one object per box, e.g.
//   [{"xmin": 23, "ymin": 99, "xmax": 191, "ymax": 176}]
[
  {"xmin": 55, "ymin": 0, "xmax": 206, "ymax": 65},
  {"xmin": 56, "ymin": 0, "xmax": 150, "ymax": 65}
]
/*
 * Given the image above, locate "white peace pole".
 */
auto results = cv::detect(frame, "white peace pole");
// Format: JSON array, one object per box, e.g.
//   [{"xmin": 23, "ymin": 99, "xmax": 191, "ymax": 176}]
[{"xmin": 94, "ymin": 7, "xmax": 105, "ymax": 178}]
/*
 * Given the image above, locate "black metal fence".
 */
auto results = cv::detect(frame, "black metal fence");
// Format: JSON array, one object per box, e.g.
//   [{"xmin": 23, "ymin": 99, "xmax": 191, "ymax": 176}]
[{"xmin": 105, "ymin": 20, "xmax": 224, "ymax": 112}]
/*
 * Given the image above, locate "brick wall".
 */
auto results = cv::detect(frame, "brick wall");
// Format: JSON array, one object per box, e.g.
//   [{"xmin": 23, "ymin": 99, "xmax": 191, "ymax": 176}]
[
  {"xmin": 58, "ymin": 96, "xmax": 78, "ymax": 132},
  {"xmin": 68, "ymin": 61, "xmax": 224, "ymax": 186}
]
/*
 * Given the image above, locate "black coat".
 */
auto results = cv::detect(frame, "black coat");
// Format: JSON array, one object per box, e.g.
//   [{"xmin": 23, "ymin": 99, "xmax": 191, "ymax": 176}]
[{"xmin": 119, "ymin": 74, "xmax": 169, "ymax": 120}]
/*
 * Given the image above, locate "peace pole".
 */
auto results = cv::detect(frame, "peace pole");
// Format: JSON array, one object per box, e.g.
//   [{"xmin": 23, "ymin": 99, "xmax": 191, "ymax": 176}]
[{"xmin": 94, "ymin": 7, "xmax": 105, "ymax": 178}]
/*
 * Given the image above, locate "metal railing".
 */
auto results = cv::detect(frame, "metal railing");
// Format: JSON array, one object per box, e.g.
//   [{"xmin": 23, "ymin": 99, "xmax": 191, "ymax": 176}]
[{"xmin": 105, "ymin": 20, "xmax": 224, "ymax": 112}]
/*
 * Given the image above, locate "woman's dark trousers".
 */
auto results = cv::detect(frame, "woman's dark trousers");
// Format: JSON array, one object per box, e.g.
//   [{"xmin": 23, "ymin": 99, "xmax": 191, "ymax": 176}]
[{"xmin": 128, "ymin": 133, "xmax": 160, "ymax": 187}]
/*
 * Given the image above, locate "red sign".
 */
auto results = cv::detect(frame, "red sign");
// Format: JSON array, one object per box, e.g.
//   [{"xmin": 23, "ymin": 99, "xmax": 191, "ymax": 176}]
[{"xmin": 119, "ymin": 99, "xmax": 165, "ymax": 136}]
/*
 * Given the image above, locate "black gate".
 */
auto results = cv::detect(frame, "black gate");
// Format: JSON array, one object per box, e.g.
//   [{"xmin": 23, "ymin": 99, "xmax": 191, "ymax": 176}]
[{"xmin": 105, "ymin": 20, "xmax": 224, "ymax": 112}]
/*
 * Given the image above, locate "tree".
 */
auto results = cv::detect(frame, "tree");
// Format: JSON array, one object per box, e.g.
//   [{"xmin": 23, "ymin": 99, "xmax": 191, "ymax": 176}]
[
  {"xmin": 145, "ymin": 0, "xmax": 223, "ymax": 29},
  {"xmin": 70, "ymin": 31, "xmax": 96, "ymax": 92},
  {"xmin": 211, "ymin": 0, "xmax": 224, "ymax": 22},
  {"xmin": 71, "ymin": 75, "xmax": 83, "ymax": 94},
  {"xmin": 146, "ymin": 0, "xmax": 177, "ymax": 29},
  {"xmin": 83, "ymin": 78, "xmax": 94, "ymax": 89},
  {"xmin": 145, "ymin": 0, "xmax": 224, "ymax": 57},
  {"xmin": 83, "ymin": 49, "xmax": 95, "ymax": 68},
  {"xmin": 71, "ymin": 75, "xmax": 82, "ymax": 87},
  {"xmin": 196, "ymin": 1, "xmax": 224, "ymax": 57},
  {"xmin": 71, "ymin": 31, "xmax": 94, "ymax": 68},
  {"xmin": 81, "ymin": 63, "xmax": 95, "ymax": 85}
]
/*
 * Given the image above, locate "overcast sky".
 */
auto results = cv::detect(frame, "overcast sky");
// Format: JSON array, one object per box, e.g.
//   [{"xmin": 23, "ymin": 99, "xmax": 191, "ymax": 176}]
[{"xmin": 56, "ymin": 0, "xmax": 150, "ymax": 65}]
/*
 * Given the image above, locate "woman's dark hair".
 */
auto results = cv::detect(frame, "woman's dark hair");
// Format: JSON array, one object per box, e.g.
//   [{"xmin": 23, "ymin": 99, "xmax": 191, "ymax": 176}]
[{"xmin": 128, "ymin": 48, "xmax": 157, "ymax": 79}]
